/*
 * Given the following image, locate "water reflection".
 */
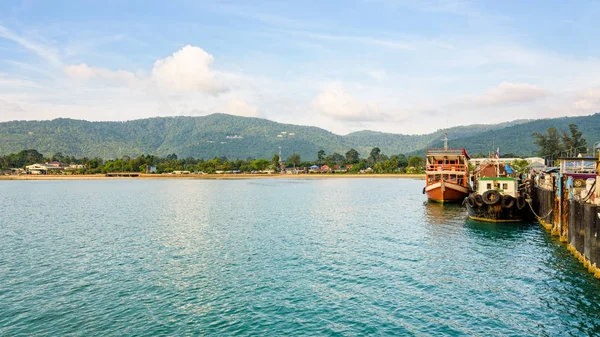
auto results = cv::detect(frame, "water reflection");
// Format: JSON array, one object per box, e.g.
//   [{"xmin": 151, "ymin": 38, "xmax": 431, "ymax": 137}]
[{"xmin": 423, "ymin": 201, "xmax": 466, "ymax": 225}]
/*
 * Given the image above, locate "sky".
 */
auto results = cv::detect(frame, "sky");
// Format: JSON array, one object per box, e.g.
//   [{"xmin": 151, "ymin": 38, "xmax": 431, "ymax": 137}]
[{"xmin": 1, "ymin": 0, "xmax": 600, "ymax": 135}]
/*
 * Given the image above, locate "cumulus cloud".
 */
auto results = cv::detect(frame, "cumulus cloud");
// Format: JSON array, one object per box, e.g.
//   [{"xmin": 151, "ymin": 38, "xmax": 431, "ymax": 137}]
[
  {"xmin": 476, "ymin": 82, "xmax": 549, "ymax": 105},
  {"xmin": 63, "ymin": 64, "xmax": 139, "ymax": 87},
  {"xmin": 152, "ymin": 45, "xmax": 228, "ymax": 95},
  {"xmin": 312, "ymin": 84, "xmax": 383, "ymax": 122},
  {"xmin": 221, "ymin": 97, "xmax": 262, "ymax": 118},
  {"xmin": 573, "ymin": 89, "xmax": 600, "ymax": 112}
]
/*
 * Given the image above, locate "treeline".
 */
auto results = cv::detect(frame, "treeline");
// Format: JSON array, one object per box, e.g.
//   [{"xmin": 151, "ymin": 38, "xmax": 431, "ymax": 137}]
[
  {"xmin": 532, "ymin": 123, "xmax": 589, "ymax": 161},
  {"xmin": 0, "ymin": 147, "xmax": 426, "ymax": 174}
]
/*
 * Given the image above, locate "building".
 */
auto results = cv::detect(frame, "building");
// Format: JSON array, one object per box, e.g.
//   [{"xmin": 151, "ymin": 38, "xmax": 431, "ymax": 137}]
[
  {"xmin": 470, "ymin": 157, "xmax": 545, "ymax": 168},
  {"xmin": 25, "ymin": 163, "xmax": 65, "ymax": 175}
]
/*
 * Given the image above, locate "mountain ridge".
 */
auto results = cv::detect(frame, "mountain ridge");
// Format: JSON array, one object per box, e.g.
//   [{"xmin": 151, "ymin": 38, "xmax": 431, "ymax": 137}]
[{"xmin": 0, "ymin": 113, "xmax": 598, "ymax": 160}]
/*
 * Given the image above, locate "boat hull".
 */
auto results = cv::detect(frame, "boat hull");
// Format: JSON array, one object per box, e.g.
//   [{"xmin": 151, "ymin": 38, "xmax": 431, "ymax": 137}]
[
  {"xmin": 426, "ymin": 180, "xmax": 471, "ymax": 203},
  {"xmin": 465, "ymin": 195, "xmax": 534, "ymax": 223}
]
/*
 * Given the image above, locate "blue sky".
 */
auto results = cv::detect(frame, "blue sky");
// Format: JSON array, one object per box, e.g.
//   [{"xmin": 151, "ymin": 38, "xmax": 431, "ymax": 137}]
[{"xmin": 1, "ymin": 0, "xmax": 600, "ymax": 134}]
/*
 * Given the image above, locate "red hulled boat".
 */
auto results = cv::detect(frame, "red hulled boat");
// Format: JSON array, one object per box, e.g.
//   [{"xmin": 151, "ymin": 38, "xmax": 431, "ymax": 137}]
[{"xmin": 424, "ymin": 134, "xmax": 472, "ymax": 203}]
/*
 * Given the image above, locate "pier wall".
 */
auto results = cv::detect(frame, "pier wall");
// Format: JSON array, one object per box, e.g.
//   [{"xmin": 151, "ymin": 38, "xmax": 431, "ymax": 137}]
[{"xmin": 535, "ymin": 176, "xmax": 600, "ymax": 278}]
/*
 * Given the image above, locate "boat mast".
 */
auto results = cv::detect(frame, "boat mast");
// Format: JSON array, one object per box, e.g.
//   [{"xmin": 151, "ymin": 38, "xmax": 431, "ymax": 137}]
[{"xmin": 444, "ymin": 132, "xmax": 448, "ymax": 150}]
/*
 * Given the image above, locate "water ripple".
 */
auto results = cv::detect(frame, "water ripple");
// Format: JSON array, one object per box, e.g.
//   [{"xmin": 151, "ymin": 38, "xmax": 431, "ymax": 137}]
[{"xmin": 1, "ymin": 179, "xmax": 600, "ymax": 336}]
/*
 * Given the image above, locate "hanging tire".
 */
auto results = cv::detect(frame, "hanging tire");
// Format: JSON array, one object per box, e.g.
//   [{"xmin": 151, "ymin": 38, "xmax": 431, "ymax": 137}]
[
  {"xmin": 482, "ymin": 190, "xmax": 501, "ymax": 205},
  {"xmin": 516, "ymin": 196, "xmax": 527, "ymax": 210},
  {"xmin": 501, "ymin": 195, "xmax": 515, "ymax": 209},
  {"xmin": 474, "ymin": 194, "xmax": 484, "ymax": 207},
  {"xmin": 466, "ymin": 196, "xmax": 475, "ymax": 208}
]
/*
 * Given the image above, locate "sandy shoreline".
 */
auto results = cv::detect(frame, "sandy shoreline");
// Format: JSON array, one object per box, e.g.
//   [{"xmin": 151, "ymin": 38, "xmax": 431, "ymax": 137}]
[{"xmin": 0, "ymin": 173, "xmax": 425, "ymax": 180}]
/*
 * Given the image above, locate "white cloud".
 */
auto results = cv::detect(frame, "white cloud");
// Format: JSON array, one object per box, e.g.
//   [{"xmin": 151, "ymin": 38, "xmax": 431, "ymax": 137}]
[
  {"xmin": 0, "ymin": 98, "xmax": 25, "ymax": 112},
  {"xmin": 221, "ymin": 97, "xmax": 262, "ymax": 118},
  {"xmin": 573, "ymin": 89, "xmax": 600, "ymax": 112},
  {"xmin": 0, "ymin": 25, "xmax": 61, "ymax": 66},
  {"xmin": 0, "ymin": 98, "xmax": 26, "ymax": 121},
  {"xmin": 152, "ymin": 45, "xmax": 228, "ymax": 95},
  {"xmin": 312, "ymin": 84, "xmax": 384, "ymax": 122},
  {"xmin": 63, "ymin": 64, "xmax": 139, "ymax": 87},
  {"xmin": 367, "ymin": 69, "xmax": 387, "ymax": 81},
  {"xmin": 476, "ymin": 82, "xmax": 549, "ymax": 106}
]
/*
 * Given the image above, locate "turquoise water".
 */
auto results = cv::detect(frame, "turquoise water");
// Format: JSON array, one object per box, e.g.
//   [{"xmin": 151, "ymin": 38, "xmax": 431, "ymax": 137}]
[{"xmin": 1, "ymin": 178, "xmax": 600, "ymax": 336}]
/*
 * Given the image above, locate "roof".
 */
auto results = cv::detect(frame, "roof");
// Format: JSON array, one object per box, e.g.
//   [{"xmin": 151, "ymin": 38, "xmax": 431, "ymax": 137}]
[{"xmin": 526, "ymin": 162, "xmax": 546, "ymax": 168}]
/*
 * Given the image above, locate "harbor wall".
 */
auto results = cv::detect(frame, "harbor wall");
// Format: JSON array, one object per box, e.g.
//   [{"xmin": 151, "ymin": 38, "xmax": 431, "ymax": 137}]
[{"xmin": 535, "ymin": 175, "xmax": 600, "ymax": 278}]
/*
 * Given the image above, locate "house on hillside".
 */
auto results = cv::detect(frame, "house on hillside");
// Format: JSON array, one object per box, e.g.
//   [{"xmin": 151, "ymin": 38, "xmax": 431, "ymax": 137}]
[{"xmin": 320, "ymin": 165, "xmax": 331, "ymax": 173}]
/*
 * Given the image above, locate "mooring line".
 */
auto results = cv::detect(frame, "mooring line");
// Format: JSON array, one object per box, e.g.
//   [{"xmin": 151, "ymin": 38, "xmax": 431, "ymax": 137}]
[{"xmin": 526, "ymin": 198, "xmax": 553, "ymax": 221}]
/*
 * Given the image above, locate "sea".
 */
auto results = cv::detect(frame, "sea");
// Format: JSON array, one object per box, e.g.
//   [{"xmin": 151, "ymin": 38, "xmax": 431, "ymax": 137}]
[{"xmin": 1, "ymin": 178, "xmax": 600, "ymax": 336}]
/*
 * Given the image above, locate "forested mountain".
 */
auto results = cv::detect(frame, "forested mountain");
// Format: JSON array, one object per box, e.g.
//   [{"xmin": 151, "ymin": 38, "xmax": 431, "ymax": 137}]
[{"xmin": 0, "ymin": 113, "xmax": 598, "ymax": 160}]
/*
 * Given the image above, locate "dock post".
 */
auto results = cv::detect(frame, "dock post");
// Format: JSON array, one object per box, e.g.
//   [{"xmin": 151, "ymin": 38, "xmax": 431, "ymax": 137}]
[
  {"xmin": 577, "ymin": 201, "xmax": 585, "ymax": 254},
  {"xmin": 568, "ymin": 200, "xmax": 576, "ymax": 246},
  {"xmin": 596, "ymin": 210, "xmax": 600, "ymax": 277},
  {"xmin": 583, "ymin": 203, "xmax": 596, "ymax": 263}
]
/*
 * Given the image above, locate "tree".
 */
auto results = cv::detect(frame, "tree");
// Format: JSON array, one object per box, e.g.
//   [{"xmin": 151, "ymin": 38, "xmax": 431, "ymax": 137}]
[
  {"xmin": 510, "ymin": 159, "xmax": 529, "ymax": 174},
  {"xmin": 288, "ymin": 153, "xmax": 301, "ymax": 168},
  {"xmin": 561, "ymin": 124, "xmax": 587, "ymax": 156},
  {"xmin": 272, "ymin": 154, "xmax": 280, "ymax": 172},
  {"xmin": 51, "ymin": 152, "xmax": 65, "ymax": 163},
  {"xmin": 532, "ymin": 127, "xmax": 563, "ymax": 161},
  {"xmin": 345, "ymin": 148, "xmax": 360, "ymax": 164},
  {"xmin": 317, "ymin": 150, "xmax": 325, "ymax": 164},
  {"xmin": 392, "ymin": 154, "xmax": 408, "ymax": 168},
  {"xmin": 369, "ymin": 147, "xmax": 382, "ymax": 165},
  {"xmin": 407, "ymin": 156, "xmax": 425, "ymax": 172},
  {"xmin": 252, "ymin": 159, "xmax": 270, "ymax": 171},
  {"xmin": 325, "ymin": 152, "xmax": 346, "ymax": 167}
]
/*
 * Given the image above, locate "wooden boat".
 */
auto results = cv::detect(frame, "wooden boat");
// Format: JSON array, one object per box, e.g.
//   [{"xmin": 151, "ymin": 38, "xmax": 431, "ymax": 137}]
[
  {"xmin": 464, "ymin": 160, "xmax": 533, "ymax": 222},
  {"xmin": 424, "ymin": 134, "xmax": 472, "ymax": 203}
]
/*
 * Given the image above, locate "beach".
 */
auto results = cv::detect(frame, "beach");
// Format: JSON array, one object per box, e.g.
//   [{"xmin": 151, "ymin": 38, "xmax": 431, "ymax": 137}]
[{"xmin": 0, "ymin": 173, "xmax": 426, "ymax": 180}]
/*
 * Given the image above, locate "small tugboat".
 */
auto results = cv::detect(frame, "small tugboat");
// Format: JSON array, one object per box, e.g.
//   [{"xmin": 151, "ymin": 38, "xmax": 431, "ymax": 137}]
[
  {"xmin": 424, "ymin": 133, "xmax": 472, "ymax": 203},
  {"xmin": 464, "ymin": 156, "xmax": 533, "ymax": 222}
]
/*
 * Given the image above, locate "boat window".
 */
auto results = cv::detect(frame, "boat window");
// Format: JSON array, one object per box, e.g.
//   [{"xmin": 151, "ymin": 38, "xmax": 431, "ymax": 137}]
[
  {"xmin": 502, "ymin": 183, "xmax": 508, "ymax": 190},
  {"xmin": 450, "ymin": 174, "xmax": 456, "ymax": 180},
  {"xmin": 435, "ymin": 174, "xmax": 440, "ymax": 181},
  {"xmin": 487, "ymin": 183, "xmax": 492, "ymax": 189},
  {"xmin": 437, "ymin": 160, "xmax": 442, "ymax": 165}
]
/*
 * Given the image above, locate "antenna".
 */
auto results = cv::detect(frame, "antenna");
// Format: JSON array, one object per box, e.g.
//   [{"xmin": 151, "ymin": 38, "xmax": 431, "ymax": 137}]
[{"xmin": 444, "ymin": 132, "xmax": 448, "ymax": 150}]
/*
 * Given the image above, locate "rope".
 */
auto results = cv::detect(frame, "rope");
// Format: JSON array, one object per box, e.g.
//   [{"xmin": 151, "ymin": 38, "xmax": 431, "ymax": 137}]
[
  {"xmin": 526, "ymin": 198, "xmax": 553, "ymax": 221},
  {"xmin": 581, "ymin": 180, "xmax": 596, "ymax": 202}
]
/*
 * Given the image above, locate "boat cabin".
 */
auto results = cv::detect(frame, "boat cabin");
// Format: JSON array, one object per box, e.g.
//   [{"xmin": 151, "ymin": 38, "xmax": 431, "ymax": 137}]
[
  {"xmin": 475, "ymin": 177, "xmax": 519, "ymax": 197},
  {"xmin": 425, "ymin": 148, "xmax": 470, "ymax": 186}
]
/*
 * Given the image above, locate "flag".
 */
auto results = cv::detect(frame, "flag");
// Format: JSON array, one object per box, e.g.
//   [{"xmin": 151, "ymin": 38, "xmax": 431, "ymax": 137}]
[{"xmin": 495, "ymin": 148, "xmax": 499, "ymax": 159}]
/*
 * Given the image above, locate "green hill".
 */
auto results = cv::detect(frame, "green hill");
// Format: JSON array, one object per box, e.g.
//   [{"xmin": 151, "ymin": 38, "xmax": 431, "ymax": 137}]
[{"xmin": 0, "ymin": 113, "xmax": 598, "ymax": 160}]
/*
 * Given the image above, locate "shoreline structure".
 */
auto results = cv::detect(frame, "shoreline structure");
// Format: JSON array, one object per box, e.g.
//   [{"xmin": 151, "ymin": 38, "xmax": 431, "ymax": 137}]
[{"xmin": 0, "ymin": 173, "xmax": 426, "ymax": 180}]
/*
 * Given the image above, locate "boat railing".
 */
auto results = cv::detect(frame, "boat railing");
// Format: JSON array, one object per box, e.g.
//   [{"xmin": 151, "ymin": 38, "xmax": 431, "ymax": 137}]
[
  {"xmin": 426, "ymin": 148, "xmax": 465, "ymax": 156},
  {"xmin": 426, "ymin": 164, "xmax": 468, "ymax": 172}
]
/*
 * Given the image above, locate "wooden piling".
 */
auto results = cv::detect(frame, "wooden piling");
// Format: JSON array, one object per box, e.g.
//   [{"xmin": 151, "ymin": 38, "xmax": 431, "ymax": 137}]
[{"xmin": 583, "ymin": 204, "xmax": 596, "ymax": 267}]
